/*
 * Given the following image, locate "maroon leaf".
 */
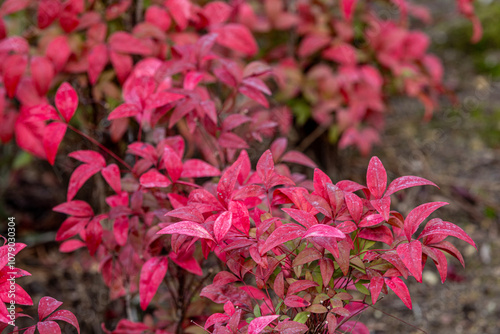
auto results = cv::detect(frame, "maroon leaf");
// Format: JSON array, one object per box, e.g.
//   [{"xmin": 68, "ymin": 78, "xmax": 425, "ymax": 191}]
[
  {"xmin": 366, "ymin": 156, "xmax": 387, "ymax": 199},
  {"xmin": 259, "ymin": 224, "xmax": 306, "ymax": 255},
  {"xmin": 139, "ymin": 256, "xmax": 168, "ymax": 310},
  {"xmin": 108, "ymin": 103, "xmax": 141, "ymax": 120},
  {"xmin": 274, "ymin": 271, "xmax": 285, "ymax": 299},
  {"xmin": 67, "ymin": 163, "xmax": 103, "ymax": 201},
  {"xmin": 55, "ymin": 82, "xmax": 78, "ymax": 123},
  {"xmin": 101, "ymin": 164, "xmax": 122, "ymax": 193},
  {"xmin": 140, "ymin": 169, "xmax": 171, "ymax": 188},
  {"xmin": 358, "ymin": 225, "xmax": 393, "ymax": 246},
  {"xmin": 396, "ymin": 240, "xmax": 423, "ymax": 282},
  {"xmin": 303, "ymin": 224, "xmax": 345, "ymax": 239},
  {"xmin": 43, "ymin": 122, "xmax": 67, "ymax": 165},
  {"xmin": 38, "ymin": 297, "xmax": 63, "ymax": 320},
  {"xmin": 284, "ymin": 295, "xmax": 310, "ymax": 308},
  {"xmin": 86, "ymin": 216, "xmax": 103, "ymax": 256},
  {"xmin": 385, "ymin": 277, "xmax": 412, "ymax": 309},
  {"xmin": 248, "ymin": 315, "xmax": 279, "ymax": 334},
  {"xmin": 88, "ymin": 43, "xmax": 108, "ymax": 85},
  {"xmin": 418, "ymin": 220, "xmax": 476, "ymax": 248},
  {"xmin": 214, "ymin": 23, "xmax": 258, "ymax": 56},
  {"xmin": 38, "ymin": 0, "xmax": 61, "ymax": 29},
  {"xmin": 214, "ymin": 211, "xmax": 233, "ymax": 242},
  {"xmin": 275, "ymin": 321, "xmax": 308, "ymax": 334},
  {"xmin": 287, "ymin": 280, "xmax": 318, "ymax": 296},
  {"xmin": 404, "ymin": 202, "xmax": 448, "ymax": 241},
  {"xmin": 429, "ymin": 240, "xmax": 465, "ymax": 267},
  {"xmin": 319, "ymin": 258, "xmax": 334, "ymax": 287},
  {"xmin": 158, "ymin": 221, "xmax": 215, "ymax": 241},
  {"xmin": 53, "ymin": 201, "xmax": 93, "ymax": 217},
  {"xmin": 45, "ymin": 310, "xmax": 80, "ymax": 334},
  {"xmin": 385, "ymin": 176, "xmax": 438, "ymax": 197},
  {"xmin": 213, "ymin": 271, "xmax": 239, "ymax": 286}
]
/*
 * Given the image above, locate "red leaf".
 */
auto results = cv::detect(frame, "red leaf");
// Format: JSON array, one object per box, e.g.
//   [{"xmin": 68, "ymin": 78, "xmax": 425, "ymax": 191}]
[
  {"xmin": 287, "ymin": 280, "xmax": 318, "ymax": 296},
  {"xmin": 281, "ymin": 151, "xmax": 317, "ymax": 168},
  {"xmin": 68, "ymin": 150, "xmax": 106, "ymax": 166},
  {"xmin": 385, "ymin": 277, "xmax": 412, "ymax": 309},
  {"xmin": 429, "ymin": 240, "xmax": 465, "ymax": 267},
  {"xmin": 169, "ymin": 250, "xmax": 203, "ymax": 276},
  {"xmin": 113, "ymin": 216, "xmax": 129, "ymax": 246},
  {"xmin": 31, "ymin": 56, "xmax": 55, "ymax": 96},
  {"xmin": 38, "ymin": 0, "xmax": 61, "ymax": 29},
  {"xmin": 101, "ymin": 164, "xmax": 121, "ymax": 193},
  {"xmin": 46, "ymin": 36, "xmax": 71, "ymax": 72},
  {"xmin": 105, "ymin": 0, "xmax": 131, "ymax": 20},
  {"xmin": 319, "ymin": 258, "xmax": 334, "ymax": 287},
  {"xmin": 257, "ymin": 150, "xmax": 274, "ymax": 186},
  {"xmin": 341, "ymin": 0, "xmax": 357, "ymax": 21},
  {"xmin": 59, "ymin": 240, "xmax": 86, "ymax": 252},
  {"xmin": 88, "ymin": 43, "xmax": 108, "ymax": 85},
  {"xmin": 183, "ymin": 71, "xmax": 203, "ymax": 90},
  {"xmin": 181, "ymin": 159, "xmax": 221, "ymax": 178},
  {"xmin": 110, "ymin": 51, "xmax": 133, "ymax": 83},
  {"xmin": 214, "ymin": 23, "xmax": 258, "ymax": 56},
  {"xmin": 259, "ymin": 224, "xmax": 306, "ymax": 255},
  {"xmin": 158, "ymin": 221, "xmax": 215, "ymax": 241},
  {"xmin": 303, "ymin": 224, "xmax": 345, "ymax": 239},
  {"xmin": 162, "ymin": 146, "xmax": 183, "ymax": 183},
  {"xmin": 37, "ymin": 321, "xmax": 61, "ymax": 334},
  {"xmin": 339, "ymin": 321, "xmax": 369, "ymax": 334},
  {"xmin": 218, "ymin": 132, "xmax": 249, "ymax": 149},
  {"xmin": 358, "ymin": 225, "xmax": 393, "ymax": 246},
  {"xmin": 248, "ymin": 315, "xmax": 279, "ymax": 334},
  {"xmin": 282, "ymin": 208, "xmax": 317, "ymax": 229},
  {"xmin": 217, "ymin": 160, "xmax": 242, "ymax": 206},
  {"xmin": 344, "ymin": 192, "xmax": 363, "ymax": 222},
  {"xmin": 56, "ymin": 217, "xmax": 88, "ymax": 241},
  {"xmin": 284, "ymin": 295, "xmax": 310, "ymax": 308},
  {"xmin": 145, "ymin": 91, "xmax": 185, "ymax": 110},
  {"xmin": 45, "ymin": 310, "xmax": 80, "ymax": 334},
  {"xmin": 165, "ymin": 0, "xmax": 191, "ymax": 30},
  {"xmin": 0, "ymin": 0, "xmax": 30, "ymax": 15},
  {"xmin": 418, "ymin": 220, "xmax": 476, "ymax": 248},
  {"xmin": 3, "ymin": 54, "xmax": 27, "ymax": 98},
  {"xmin": 67, "ymin": 163, "xmax": 103, "ymax": 201},
  {"xmin": 239, "ymin": 84, "xmax": 269, "ymax": 107},
  {"xmin": 214, "ymin": 211, "xmax": 233, "ymax": 242},
  {"xmin": 366, "ymin": 156, "xmax": 387, "ymax": 199},
  {"xmin": 396, "ymin": 240, "xmax": 423, "ymax": 282},
  {"xmin": 109, "ymin": 32, "xmax": 152, "ymax": 55},
  {"xmin": 274, "ymin": 271, "xmax": 285, "ymax": 299},
  {"xmin": 369, "ymin": 276, "xmax": 384, "ymax": 304},
  {"xmin": 55, "ymin": 82, "xmax": 78, "ymax": 123},
  {"xmin": 139, "ymin": 256, "xmax": 168, "ymax": 310},
  {"xmin": 38, "ymin": 297, "xmax": 62, "ymax": 320},
  {"xmin": 53, "ymin": 200, "xmax": 93, "ymax": 217},
  {"xmin": 404, "ymin": 202, "xmax": 448, "ymax": 241},
  {"xmin": 385, "ymin": 176, "xmax": 437, "ymax": 197},
  {"xmin": 140, "ymin": 169, "xmax": 171, "ymax": 188},
  {"xmin": 298, "ymin": 34, "xmax": 331, "ymax": 58},
  {"xmin": 370, "ymin": 197, "xmax": 391, "ymax": 221},
  {"xmin": 108, "ymin": 103, "xmax": 141, "ymax": 120},
  {"xmin": 359, "ymin": 214, "xmax": 384, "ymax": 228},
  {"xmin": 86, "ymin": 216, "xmax": 103, "ymax": 256},
  {"xmin": 43, "ymin": 122, "xmax": 67, "ymax": 165},
  {"xmin": 213, "ymin": 271, "xmax": 239, "ymax": 286},
  {"xmin": 145, "ymin": 5, "xmax": 171, "ymax": 31},
  {"xmin": 0, "ymin": 36, "xmax": 29, "ymax": 54},
  {"xmin": 228, "ymin": 201, "xmax": 250, "ymax": 235}
]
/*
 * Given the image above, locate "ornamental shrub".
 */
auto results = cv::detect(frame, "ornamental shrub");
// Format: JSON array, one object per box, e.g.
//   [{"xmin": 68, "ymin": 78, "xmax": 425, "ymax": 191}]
[{"xmin": 0, "ymin": 0, "xmax": 479, "ymax": 333}]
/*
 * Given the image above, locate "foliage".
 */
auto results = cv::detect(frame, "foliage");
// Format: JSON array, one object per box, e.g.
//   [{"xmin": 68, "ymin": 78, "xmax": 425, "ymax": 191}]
[{"xmin": 0, "ymin": 0, "xmax": 480, "ymax": 333}]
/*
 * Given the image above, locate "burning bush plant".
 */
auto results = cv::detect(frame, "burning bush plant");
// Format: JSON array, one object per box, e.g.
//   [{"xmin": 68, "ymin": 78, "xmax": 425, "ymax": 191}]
[{"xmin": 0, "ymin": 0, "xmax": 479, "ymax": 333}]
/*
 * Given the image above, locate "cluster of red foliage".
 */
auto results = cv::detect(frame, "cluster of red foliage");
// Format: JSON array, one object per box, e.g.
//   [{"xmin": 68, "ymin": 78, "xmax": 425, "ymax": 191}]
[{"xmin": 0, "ymin": 0, "xmax": 480, "ymax": 333}]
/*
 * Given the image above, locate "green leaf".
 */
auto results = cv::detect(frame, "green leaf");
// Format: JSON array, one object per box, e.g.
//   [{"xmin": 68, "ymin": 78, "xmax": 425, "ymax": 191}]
[
  {"xmin": 355, "ymin": 281, "xmax": 370, "ymax": 295},
  {"xmin": 253, "ymin": 303, "xmax": 261, "ymax": 318},
  {"xmin": 293, "ymin": 312, "xmax": 310, "ymax": 324}
]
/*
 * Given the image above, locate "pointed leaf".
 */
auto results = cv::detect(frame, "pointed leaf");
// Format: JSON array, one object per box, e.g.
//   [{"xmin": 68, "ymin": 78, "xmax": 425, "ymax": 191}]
[
  {"xmin": 108, "ymin": 103, "xmax": 141, "ymax": 120},
  {"xmin": 404, "ymin": 202, "xmax": 448, "ymax": 241},
  {"xmin": 140, "ymin": 169, "xmax": 171, "ymax": 188},
  {"xmin": 214, "ymin": 211, "xmax": 233, "ymax": 242},
  {"xmin": 31, "ymin": 56, "xmax": 55, "ymax": 96},
  {"xmin": 140, "ymin": 256, "xmax": 168, "ymax": 310},
  {"xmin": 369, "ymin": 276, "xmax": 384, "ymax": 304},
  {"xmin": 284, "ymin": 295, "xmax": 310, "ymax": 308},
  {"xmin": 281, "ymin": 151, "xmax": 317, "ymax": 168},
  {"xmin": 366, "ymin": 156, "xmax": 387, "ymax": 199},
  {"xmin": 43, "ymin": 122, "xmax": 67, "ymax": 165},
  {"xmin": 45, "ymin": 310, "xmax": 80, "ymax": 334},
  {"xmin": 53, "ymin": 201, "xmax": 93, "ymax": 217},
  {"xmin": 217, "ymin": 160, "xmax": 242, "ymax": 206},
  {"xmin": 37, "ymin": 321, "xmax": 61, "ymax": 334},
  {"xmin": 418, "ymin": 221, "xmax": 476, "ymax": 248},
  {"xmin": 67, "ymin": 163, "xmax": 102, "ymax": 200},
  {"xmin": 248, "ymin": 315, "xmax": 278, "ymax": 334},
  {"xmin": 396, "ymin": 240, "xmax": 423, "ymax": 282},
  {"xmin": 385, "ymin": 176, "xmax": 437, "ymax": 197},
  {"xmin": 38, "ymin": 297, "xmax": 63, "ymax": 320},
  {"xmin": 260, "ymin": 224, "xmax": 306, "ymax": 255},
  {"xmin": 385, "ymin": 277, "xmax": 412, "ymax": 309},
  {"xmin": 303, "ymin": 224, "xmax": 345, "ymax": 239},
  {"xmin": 287, "ymin": 280, "xmax": 318, "ymax": 296},
  {"xmin": 158, "ymin": 221, "xmax": 215, "ymax": 241},
  {"xmin": 101, "ymin": 164, "xmax": 121, "ymax": 193},
  {"xmin": 88, "ymin": 43, "xmax": 108, "ymax": 85},
  {"xmin": 55, "ymin": 82, "xmax": 78, "ymax": 123},
  {"xmin": 181, "ymin": 159, "xmax": 220, "ymax": 178},
  {"xmin": 214, "ymin": 23, "xmax": 258, "ymax": 56},
  {"xmin": 282, "ymin": 208, "xmax": 317, "ymax": 229},
  {"xmin": 344, "ymin": 192, "xmax": 363, "ymax": 222}
]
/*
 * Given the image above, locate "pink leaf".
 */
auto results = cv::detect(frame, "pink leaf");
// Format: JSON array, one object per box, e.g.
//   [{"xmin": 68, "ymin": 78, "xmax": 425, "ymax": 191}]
[
  {"xmin": 3, "ymin": 54, "xmax": 27, "ymax": 98},
  {"xmin": 145, "ymin": 91, "xmax": 185, "ymax": 110},
  {"xmin": 158, "ymin": 221, "xmax": 215, "ymax": 241},
  {"xmin": 359, "ymin": 214, "xmax": 384, "ymax": 228},
  {"xmin": 287, "ymin": 280, "xmax": 318, "ymax": 296},
  {"xmin": 339, "ymin": 321, "xmax": 369, "ymax": 334},
  {"xmin": 109, "ymin": 32, "xmax": 152, "ymax": 55},
  {"xmin": 248, "ymin": 315, "xmax": 279, "ymax": 334},
  {"xmin": 344, "ymin": 192, "xmax": 363, "ymax": 222},
  {"xmin": 385, "ymin": 176, "xmax": 438, "ymax": 197},
  {"xmin": 183, "ymin": 71, "xmax": 204, "ymax": 90},
  {"xmin": 297, "ymin": 34, "xmax": 331, "ymax": 58},
  {"xmin": 341, "ymin": 0, "xmax": 357, "ymax": 21},
  {"xmin": 162, "ymin": 146, "xmax": 183, "ymax": 183},
  {"xmin": 239, "ymin": 84, "xmax": 269, "ymax": 107},
  {"xmin": 181, "ymin": 159, "xmax": 221, "ymax": 178},
  {"xmin": 165, "ymin": 0, "xmax": 191, "ymax": 30},
  {"xmin": 385, "ymin": 277, "xmax": 412, "ymax": 309},
  {"xmin": 396, "ymin": 240, "xmax": 423, "ymax": 282},
  {"xmin": 145, "ymin": 5, "xmax": 171, "ymax": 31},
  {"xmin": 67, "ymin": 163, "xmax": 103, "ymax": 201},
  {"xmin": 140, "ymin": 169, "xmax": 171, "ymax": 188},
  {"xmin": 88, "ymin": 43, "xmax": 109, "ymax": 85},
  {"xmin": 38, "ymin": 297, "xmax": 63, "ymax": 320},
  {"xmin": 68, "ymin": 150, "xmax": 106, "ymax": 166},
  {"xmin": 38, "ymin": 0, "xmax": 61, "ymax": 29},
  {"xmin": 37, "ymin": 321, "xmax": 61, "ymax": 334},
  {"xmin": 218, "ymin": 132, "xmax": 249, "ymax": 149},
  {"xmin": 284, "ymin": 295, "xmax": 310, "ymax": 308},
  {"xmin": 418, "ymin": 220, "xmax": 476, "ymax": 248},
  {"xmin": 282, "ymin": 208, "xmax": 317, "ymax": 229},
  {"xmin": 217, "ymin": 160, "xmax": 242, "ymax": 206},
  {"xmin": 53, "ymin": 200, "xmax": 93, "ymax": 217},
  {"xmin": 43, "ymin": 122, "xmax": 67, "ymax": 165},
  {"xmin": 369, "ymin": 276, "xmax": 384, "ymax": 304},
  {"xmin": 86, "ymin": 216, "xmax": 103, "ymax": 256},
  {"xmin": 45, "ymin": 310, "xmax": 80, "ymax": 334},
  {"xmin": 358, "ymin": 225, "xmax": 393, "ymax": 246},
  {"xmin": 404, "ymin": 202, "xmax": 448, "ymax": 241},
  {"xmin": 281, "ymin": 151, "xmax": 317, "ymax": 168},
  {"xmin": 108, "ymin": 103, "xmax": 141, "ymax": 120},
  {"xmin": 214, "ymin": 211, "xmax": 233, "ymax": 242},
  {"xmin": 0, "ymin": 0, "xmax": 30, "ymax": 15},
  {"xmin": 259, "ymin": 224, "xmax": 306, "ymax": 255},
  {"xmin": 101, "ymin": 164, "xmax": 121, "ymax": 193},
  {"xmin": 0, "ymin": 36, "xmax": 29, "ymax": 54},
  {"xmin": 113, "ymin": 216, "xmax": 129, "ymax": 246},
  {"xmin": 303, "ymin": 224, "xmax": 345, "ymax": 239},
  {"xmin": 31, "ymin": 56, "xmax": 55, "ymax": 96},
  {"xmin": 55, "ymin": 82, "xmax": 78, "ymax": 123},
  {"xmin": 59, "ymin": 240, "xmax": 86, "ymax": 253},
  {"xmin": 46, "ymin": 36, "xmax": 71, "ymax": 72},
  {"xmin": 139, "ymin": 256, "xmax": 168, "ymax": 310},
  {"xmin": 366, "ymin": 156, "xmax": 387, "ymax": 199},
  {"xmin": 214, "ymin": 23, "xmax": 258, "ymax": 56},
  {"xmin": 110, "ymin": 51, "xmax": 133, "ymax": 83},
  {"xmin": 55, "ymin": 217, "xmax": 88, "ymax": 241}
]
